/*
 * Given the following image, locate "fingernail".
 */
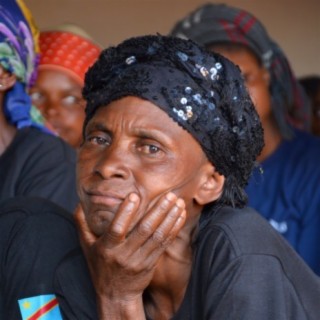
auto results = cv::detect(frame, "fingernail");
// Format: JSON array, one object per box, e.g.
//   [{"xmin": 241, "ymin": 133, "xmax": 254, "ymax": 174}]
[
  {"xmin": 176, "ymin": 210, "xmax": 186, "ymax": 225},
  {"xmin": 175, "ymin": 198, "xmax": 185, "ymax": 209},
  {"xmin": 166, "ymin": 192, "xmax": 176, "ymax": 201},
  {"xmin": 129, "ymin": 193, "xmax": 139, "ymax": 202}
]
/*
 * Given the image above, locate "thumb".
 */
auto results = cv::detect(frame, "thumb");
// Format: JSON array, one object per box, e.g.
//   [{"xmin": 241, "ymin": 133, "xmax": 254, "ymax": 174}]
[{"xmin": 74, "ymin": 204, "xmax": 97, "ymax": 248}]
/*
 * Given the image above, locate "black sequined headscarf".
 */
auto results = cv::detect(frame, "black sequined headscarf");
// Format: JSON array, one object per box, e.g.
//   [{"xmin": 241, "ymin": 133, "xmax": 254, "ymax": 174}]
[
  {"xmin": 170, "ymin": 3, "xmax": 311, "ymax": 139},
  {"xmin": 83, "ymin": 35, "xmax": 264, "ymax": 208}
]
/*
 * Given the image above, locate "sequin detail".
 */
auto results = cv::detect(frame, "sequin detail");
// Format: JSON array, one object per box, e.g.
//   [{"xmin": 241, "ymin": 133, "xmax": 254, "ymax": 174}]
[
  {"xmin": 173, "ymin": 105, "xmax": 193, "ymax": 120},
  {"xmin": 126, "ymin": 56, "xmax": 136, "ymax": 65},
  {"xmin": 176, "ymin": 51, "xmax": 188, "ymax": 61},
  {"xmin": 83, "ymin": 35, "xmax": 264, "ymax": 193}
]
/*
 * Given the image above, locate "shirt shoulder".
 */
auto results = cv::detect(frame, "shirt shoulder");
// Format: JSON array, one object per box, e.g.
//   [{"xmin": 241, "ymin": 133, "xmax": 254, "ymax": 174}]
[
  {"xmin": 183, "ymin": 207, "xmax": 320, "ymax": 320},
  {"xmin": 11, "ymin": 127, "xmax": 76, "ymax": 163},
  {"xmin": 0, "ymin": 197, "xmax": 79, "ymax": 318}
]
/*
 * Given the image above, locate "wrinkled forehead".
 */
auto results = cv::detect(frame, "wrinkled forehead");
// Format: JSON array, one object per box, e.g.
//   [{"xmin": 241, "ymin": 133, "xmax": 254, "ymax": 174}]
[{"xmin": 85, "ymin": 96, "xmax": 206, "ymax": 160}]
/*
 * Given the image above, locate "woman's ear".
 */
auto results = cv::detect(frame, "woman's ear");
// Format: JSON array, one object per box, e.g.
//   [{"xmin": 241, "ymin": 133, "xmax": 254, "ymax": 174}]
[
  {"xmin": 0, "ymin": 66, "xmax": 17, "ymax": 92},
  {"xmin": 194, "ymin": 163, "xmax": 225, "ymax": 206}
]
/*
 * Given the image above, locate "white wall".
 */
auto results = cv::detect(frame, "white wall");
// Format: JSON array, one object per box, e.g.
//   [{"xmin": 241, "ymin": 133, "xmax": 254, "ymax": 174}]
[{"xmin": 25, "ymin": 0, "xmax": 320, "ymax": 77}]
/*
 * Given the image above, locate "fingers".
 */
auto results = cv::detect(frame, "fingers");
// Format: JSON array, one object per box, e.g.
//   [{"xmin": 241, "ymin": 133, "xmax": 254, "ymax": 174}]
[
  {"xmin": 74, "ymin": 204, "xmax": 97, "ymax": 244},
  {"xmin": 100, "ymin": 193, "xmax": 140, "ymax": 246},
  {"xmin": 148, "ymin": 197, "xmax": 186, "ymax": 245},
  {"xmin": 128, "ymin": 192, "xmax": 186, "ymax": 252},
  {"xmin": 77, "ymin": 191, "xmax": 186, "ymax": 264}
]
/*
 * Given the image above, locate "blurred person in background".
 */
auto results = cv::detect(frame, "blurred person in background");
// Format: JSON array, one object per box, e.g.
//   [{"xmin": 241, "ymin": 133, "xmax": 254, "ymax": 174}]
[
  {"xmin": 0, "ymin": 0, "xmax": 78, "ymax": 212},
  {"xmin": 30, "ymin": 25, "xmax": 101, "ymax": 148},
  {"xmin": 3, "ymin": 34, "xmax": 320, "ymax": 320},
  {"xmin": 171, "ymin": 3, "xmax": 320, "ymax": 275},
  {"xmin": 299, "ymin": 75, "xmax": 320, "ymax": 136}
]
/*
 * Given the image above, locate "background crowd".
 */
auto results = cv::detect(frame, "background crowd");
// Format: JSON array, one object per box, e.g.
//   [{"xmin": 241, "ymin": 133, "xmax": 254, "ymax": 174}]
[{"xmin": 0, "ymin": 0, "xmax": 319, "ymax": 319}]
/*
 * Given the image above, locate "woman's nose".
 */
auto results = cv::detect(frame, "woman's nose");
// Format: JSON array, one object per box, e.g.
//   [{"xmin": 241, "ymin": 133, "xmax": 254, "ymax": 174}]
[
  {"xmin": 43, "ymin": 102, "xmax": 59, "ymax": 118},
  {"xmin": 35, "ymin": 97, "xmax": 60, "ymax": 119},
  {"xmin": 93, "ymin": 144, "xmax": 131, "ymax": 180}
]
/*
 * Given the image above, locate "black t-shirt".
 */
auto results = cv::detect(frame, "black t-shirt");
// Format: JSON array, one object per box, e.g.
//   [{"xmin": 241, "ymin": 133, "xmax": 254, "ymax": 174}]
[
  {"xmin": 54, "ymin": 206, "xmax": 320, "ymax": 319},
  {"xmin": 0, "ymin": 127, "xmax": 78, "ymax": 212},
  {"xmin": 0, "ymin": 197, "xmax": 79, "ymax": 319}
]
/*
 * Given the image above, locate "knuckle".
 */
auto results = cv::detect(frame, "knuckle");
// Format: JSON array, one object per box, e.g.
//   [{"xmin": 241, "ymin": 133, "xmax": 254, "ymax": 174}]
[
  {"xmin": 108, "ymin": 223, "xmax": 125, "ymax": 239},
  {"xmin": 152, "ymin": 230, "xmax": 166, "ymax": 243},
  {"xmin": 115, "ymin": 255, "xmax": 128, "ymax": 268},
  {"xmin": 105, "ymin": 250, "xmax": 126, "ymax": 268},
  {"xmin": 159, "ymin": 238, "xmax": 171, "ymax": 249},
  {"xmin": 129, "ymin": 261, "xmax": 144, "ymax": 274},
  {"xmin": 94, "ymin": 244, "xmax": 111, "ymax": 261},
  {"xmin": 158, "ymin": 200, "xmax": 171, "ymax": 212},
  {"xmin": 137, "ymin": 221, "xmax": 153, "ymax": 237}
]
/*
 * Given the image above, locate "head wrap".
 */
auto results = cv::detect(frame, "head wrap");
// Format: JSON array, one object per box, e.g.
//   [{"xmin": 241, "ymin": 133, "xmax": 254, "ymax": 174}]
[
  {"xmin": 170, "ymin": 3, "xmax": 311, "ymax": 138},
  {"xmin": 39, "ymin": 28, "xmax": 101, "ymax": 84},
  {"xmin": 0, "ymin": 0, "xmax": 48, "ymax": 131},
  {"xmin": 83, "ymin": 35, "xmax": 264, "ymax": 208}
]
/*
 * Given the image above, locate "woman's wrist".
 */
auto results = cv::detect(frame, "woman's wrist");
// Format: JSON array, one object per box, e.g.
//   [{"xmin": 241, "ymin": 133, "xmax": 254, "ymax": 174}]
[{"xmin": 97, "ymin": 294, "xmax": 146, "ymax": 320}]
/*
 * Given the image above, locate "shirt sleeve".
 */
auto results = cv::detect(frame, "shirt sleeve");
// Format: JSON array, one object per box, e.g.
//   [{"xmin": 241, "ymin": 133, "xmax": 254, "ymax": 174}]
[
  {"xmin": 54, "ymin": 249, "xmax": 98, "ymax": 320},
  {"xmin": 0, "ymin": 198, "xmax": 79, "ymax": 319},
  {"xmin": 205, "ymin": 255, "xmax": 307, "ymax": 320},
  {"xmin": 16, "ymin": 135, "xmax": 79, "ymax": 212}
]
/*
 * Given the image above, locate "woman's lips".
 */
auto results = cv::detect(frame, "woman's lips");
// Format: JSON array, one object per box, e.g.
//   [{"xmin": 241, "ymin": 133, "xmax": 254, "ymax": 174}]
[
  {"xmin": 86, "ymin": 190, "xmax": 125, "ymax": 208},
  {"xmin": 89, "ymin": 194, "xmax": 123, "ymax": 207}
]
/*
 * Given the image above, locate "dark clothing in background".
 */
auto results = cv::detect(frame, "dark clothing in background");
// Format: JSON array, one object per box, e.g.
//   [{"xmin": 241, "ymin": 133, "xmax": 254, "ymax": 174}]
[
  {"xmin": 246, "ymin": 129, "xmax": 320, "ymax": 274},
  {"xmin": 55, "ymin": 206, "xmax": 320, "ymax": 319},
  {"xmin": 0, "ymin": 197, "xmax": 78, "ymax": 319},
  {"xmin": 0, "ymin": 127, "xmax": 79, "ymax": 212}
]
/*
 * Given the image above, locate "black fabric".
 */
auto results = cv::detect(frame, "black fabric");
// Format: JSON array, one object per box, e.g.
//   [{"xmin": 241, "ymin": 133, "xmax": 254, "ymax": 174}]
[
  {"xmin": 170, "ymin": 3, "xmax": 311, "ymax": 137},
  {"xmin": 0, "ymin": 197, "xmax": 79, "ymax": 319},
  {"xmin": 0, "ymin": 127, "xmax": 79, "ymax": 212},
  {"xmin": 83, "ymin": 35, "xmax": 264, "ymax": 192},
  {"xmin": 55, "ymin": 249, "xmax": 98, "ymax": 320},
  {"xmin": 54, "ymin": 206, "xmax": 320, "ymax": 319}
]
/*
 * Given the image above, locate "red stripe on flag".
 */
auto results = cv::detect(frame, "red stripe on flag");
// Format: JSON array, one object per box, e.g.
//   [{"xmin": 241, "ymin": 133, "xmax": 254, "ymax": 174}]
[{"xmin": 28, "ymin": 298, "xmax": 59, "ymax": 320}]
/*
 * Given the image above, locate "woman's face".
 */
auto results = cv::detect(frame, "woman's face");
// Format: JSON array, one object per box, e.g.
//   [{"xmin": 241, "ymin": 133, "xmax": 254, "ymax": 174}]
[
  {"xmin": 77, "ymin": 96, "xmax": 211, "ymax": 236},
  {"xmin": 210, "ymin": 45, "xmax": 272, "ymax": 126},
  {"xmin": 30, "ymin": 68, "xmax": 85, "ymax": 147}
]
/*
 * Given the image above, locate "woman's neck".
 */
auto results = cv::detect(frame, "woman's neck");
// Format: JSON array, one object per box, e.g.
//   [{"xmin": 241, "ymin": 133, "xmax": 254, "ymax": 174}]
[
  {"xmin": 144, "ymin": 218, "xmax": 198, "ymax": 319},
  {"xmin": 257, "ymin": 117, "xmax": 283, "ymax": 162},
  {"xmin": 145, "ymin": 255, "xmax": 192, "ymax": 319}
]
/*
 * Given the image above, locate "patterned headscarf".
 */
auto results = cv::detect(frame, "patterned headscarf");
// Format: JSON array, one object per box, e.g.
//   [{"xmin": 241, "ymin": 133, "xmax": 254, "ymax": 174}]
[
  {"xmin": 0, "ymin": 0, "xmax": 47, "ymax": 130},
  {"xmin": 39, "ymin": 28, "xmax": 101, "ymax": 84},
  {"xmin": 83, "ymin": 35, "xmax": 264, "ymax": 208},
  {"xmin": 171, "ymin": 3, "xmax": 311, "ymax": 138}
]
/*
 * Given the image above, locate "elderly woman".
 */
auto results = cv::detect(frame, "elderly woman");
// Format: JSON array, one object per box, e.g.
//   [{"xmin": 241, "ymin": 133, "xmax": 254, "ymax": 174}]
[
  {"xmin": 30, "ymin": 26, "xmax": 101, "ymax": 147},
  {"xmin": 50, "ymin": 35, "xmax": 318, "ymax": 319},
  {"xmin": 171, "ymin": 3, "xmax": 320, "ymax": 275},
  {"xmin": 0, "ymin": 0, "xmax": 78, "ymax": 211}
]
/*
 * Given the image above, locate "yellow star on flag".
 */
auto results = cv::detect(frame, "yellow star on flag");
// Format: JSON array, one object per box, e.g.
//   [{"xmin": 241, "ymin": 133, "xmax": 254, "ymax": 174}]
[{"xmin": 22, "ymin": 301, "xmax": 31, "ymax": 309}]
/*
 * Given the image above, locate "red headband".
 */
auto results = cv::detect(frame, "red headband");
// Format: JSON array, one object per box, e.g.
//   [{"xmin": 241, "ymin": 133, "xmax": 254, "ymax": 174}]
[{"xmin": 39, "ymin": 31, "xmax": 101, "ymax": 84}]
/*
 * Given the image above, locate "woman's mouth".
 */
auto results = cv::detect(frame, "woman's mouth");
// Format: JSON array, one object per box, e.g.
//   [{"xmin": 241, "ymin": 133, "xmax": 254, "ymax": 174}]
[{"xmin": 86, "ymin": 189, "xmax": 125, "ymax": 209}]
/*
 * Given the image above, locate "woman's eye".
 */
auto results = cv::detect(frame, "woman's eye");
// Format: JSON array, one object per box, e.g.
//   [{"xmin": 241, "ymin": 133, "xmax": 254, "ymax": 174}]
[
  {"xmin": 62, "ymin": 95, "xmax": 81, "ymax": 106},
  {"xmin": 84, "ymin": 132, "xmax": 110, "ymax": 146},
  {"xmin": 30, "ymin": 91, "xmax": 43, "ymax": 102},
  {"xmin": 89, "ymin": 136, "xmax": 108, "ymax": 145},
  {"xmin": 139, "ymin": 144, "xmax": 161, "ymax": 154}
]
